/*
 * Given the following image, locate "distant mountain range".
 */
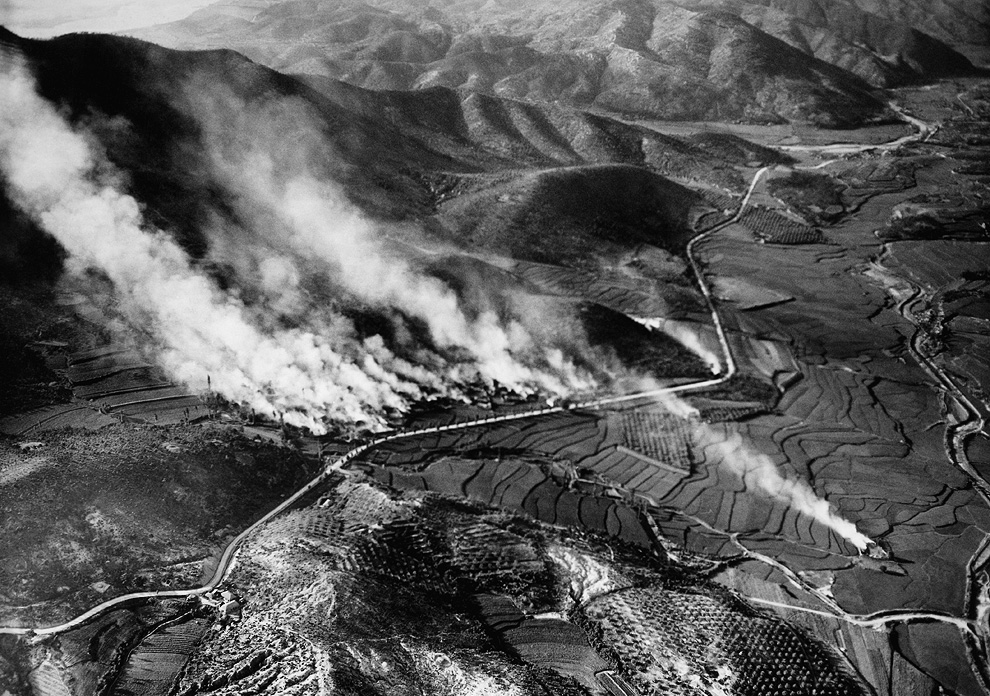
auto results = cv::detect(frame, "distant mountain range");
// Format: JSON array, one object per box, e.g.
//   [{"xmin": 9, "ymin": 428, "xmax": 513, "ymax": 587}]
[{"xmin": 125, "ymin": 0, "xmax": 983, "ymax": 127}]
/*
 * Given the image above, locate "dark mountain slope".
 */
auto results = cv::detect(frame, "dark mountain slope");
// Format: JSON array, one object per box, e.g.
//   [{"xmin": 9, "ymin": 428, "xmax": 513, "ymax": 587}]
[
  {"xmin": 735, "ymin": 0, "xmax": 979, "ymax": 86},
  {"xmin": 846, "ymin": 0, "xmax": 990, "ymax": 66},
  {"xmin": 436, "ymin": 164, "xmax": 703, "ymax": 265},
  {"xmin": 0, "ymin": 28, "xmax": 753, "ymax": 274}
]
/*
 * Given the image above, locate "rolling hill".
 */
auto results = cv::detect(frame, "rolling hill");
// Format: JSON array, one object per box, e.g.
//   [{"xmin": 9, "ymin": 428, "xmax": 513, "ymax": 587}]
[
  {"xmin": 127, "ymin": 0, "xmax": 980, "ymax": 126},
  {"xmin": 0, "ymin": 27, "xmax": 745, "ymax": 267}
]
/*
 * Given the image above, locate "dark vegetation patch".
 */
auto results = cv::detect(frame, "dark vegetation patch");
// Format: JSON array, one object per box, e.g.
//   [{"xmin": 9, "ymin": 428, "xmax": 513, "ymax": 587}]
[
  {"xmin": 685, "ymin": 132, "xmax": 794, "ymax": 167},
  {"xmin": 0, "ymin": 424, "xmax": 317, "ymax": 623},
  {"xmin": 579, "ymin": 303, "xmax": 711, "ymax": 380},
  {"xmin": 878, "ymin": 191, "xmax": 990, "ymax": 241},
  {"xmin": 698, "ymin": 373, "xmax": 780, "ymax": 409},
  {"xmin": 766, "ymin": 171, "xmax": 845, "ymax": 224},
  {"xmin": 0, "ymin": 636, "xmax": 30, "ymax": 696},
  {"xmin": 0, "ymin": 285, "xmax": 75, "ymax": 417},
  {"xmin": 0, "ymin": 195, "xmax": 65, "ymax": 285},
  {"xmin": 437, "ymin": 165, "xmax": 700, "ymax": 266}
]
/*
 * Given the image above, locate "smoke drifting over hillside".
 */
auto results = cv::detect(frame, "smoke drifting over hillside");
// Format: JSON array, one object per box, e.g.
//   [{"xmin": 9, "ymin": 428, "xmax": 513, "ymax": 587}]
[
  {"xmin": 0, "ymin": 58, "xmax": 589, "ymax": 432},
  {"xmin": 182, "ymin": 80, "xmax": 589, "ymax": 397}
]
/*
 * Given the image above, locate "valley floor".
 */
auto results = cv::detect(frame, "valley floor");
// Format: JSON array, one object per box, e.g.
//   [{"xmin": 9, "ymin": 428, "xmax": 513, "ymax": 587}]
[{"xmin": 2, "ymin": 77, "xmax": 989, "ymax": 696}]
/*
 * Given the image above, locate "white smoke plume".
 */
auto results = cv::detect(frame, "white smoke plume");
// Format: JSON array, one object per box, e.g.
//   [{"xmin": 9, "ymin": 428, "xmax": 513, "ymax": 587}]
[
  {"xmin": 0, "ymin": 58, "xmax": 591, "ymax": 432},
  {"xmin": 181, "ymin": 80, "xmax": 593, "ymax": 396},
  {"xmin": 631, "ymin": 316, "xmax": 722, "ymax": 374},
  {"xmin": 653, "ymin": 392, "xmax": 871, "ymax": 552},
  {"xmin": 0, "ymin": 59, "xmax": 436, "ymax": 432}
]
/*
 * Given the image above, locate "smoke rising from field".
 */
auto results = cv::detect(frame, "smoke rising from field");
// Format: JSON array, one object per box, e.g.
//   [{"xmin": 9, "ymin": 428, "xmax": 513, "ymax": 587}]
[
  {"xmin": 0, "ymin": 60, "xmax": 590, "ymax": 432},
  {"xmin": 654, "ymin": 393, "xmax": 871, "ymax": 552}
]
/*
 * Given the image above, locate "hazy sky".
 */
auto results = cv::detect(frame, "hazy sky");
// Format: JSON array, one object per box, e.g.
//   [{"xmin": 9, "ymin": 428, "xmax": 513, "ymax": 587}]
[{"xmin": 0, "ymin": 0, "xmax": 215, "ymax": 37}]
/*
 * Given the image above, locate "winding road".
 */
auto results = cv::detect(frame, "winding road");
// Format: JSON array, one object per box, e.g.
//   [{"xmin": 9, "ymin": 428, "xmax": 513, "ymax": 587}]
[
  {"xmin": 3, "ymin": 101, "xmax": 987, "ymax": 696},
  {"xmin": 0, "ymin": 177, "xmax": 755, "ymax": 640},
  {"xmin": 0, "ymin": 211, "xmax": 747, "ymax": 639}
]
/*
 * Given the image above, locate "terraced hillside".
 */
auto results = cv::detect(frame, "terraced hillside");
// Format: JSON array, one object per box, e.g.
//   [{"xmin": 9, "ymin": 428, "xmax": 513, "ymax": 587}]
[
  {"xmin": 67, "ymin": 346, "xmax": 206, "ymax": 426},
  {"xmin": 23, "ymin": 478, "xmax": 866, "ymax": 696}
]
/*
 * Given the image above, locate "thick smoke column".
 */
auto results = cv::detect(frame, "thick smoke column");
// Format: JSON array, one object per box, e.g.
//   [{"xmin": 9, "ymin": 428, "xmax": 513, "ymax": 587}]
[
  {"xmin": 0, "ymin": 58, "xmax": 590, "ymax": 432},
  {"xmin": 0, "ymin": 59, "xmax": 430, "ymax": 432},
  {"xmin": 184, "ymin": 82, "xmax": 591, "ymax": 396},
  {"xmin": 655, "ymin": 393, "xmax": 871, "ymax": 552},
  {"xmin": 238, "ymin": 173, "xmax": 577, "ymax": 393}
]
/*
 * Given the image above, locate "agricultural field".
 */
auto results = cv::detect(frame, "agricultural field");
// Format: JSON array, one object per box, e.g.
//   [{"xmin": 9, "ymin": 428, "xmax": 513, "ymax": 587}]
[
  {"xmin": 583, "ymin": 584, "xmax": 861, "ymax": 696},
  {"xmin": 681, "ymin": 97, "xmax": 990, "ymax": 691},
  {"xmin": 322, "ymin": 82, "xmax": 990, "ymax": 695},
  {"xmin": 1, "ymin": 16, "xmax": 988, "ymax": 696},
  {"xmin": 67, "ymin": 347, "xmax": 207, "ymax": 427},
  {"xmin": 0, "ymin": 404, "xmax": 115, "ymax": 438},
  {"xmin": 48, "ymin": 478, "xmax": 861, "ymax": 696},
  {"xmin": 16, "ymin": 600, "xmax": 196, "ymax": 696},
  {"xmin": 883, "ymin": 240, "xmax": 990, "ymax": 420},
  {"xmin": 740, "ymin": 207, "xmax": 827, "ymax": 245},
  {"xmin": 618, "ymin": 410, "xmax": 695, "ymax": 473},
  {"xmin": 361, "ymin": 454, "xmax": 655, "ymax": 549},
  {"xmin": 112, "ymin": 616, "xmax": 210, "ymax": 696},
  {"xmin": 834, "ymin": 157, "xmax": 920, "ymax": 210}
]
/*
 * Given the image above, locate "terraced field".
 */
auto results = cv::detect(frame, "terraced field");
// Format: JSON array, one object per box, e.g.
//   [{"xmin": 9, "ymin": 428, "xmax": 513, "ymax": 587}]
[
  {"xmin": 302, "ymin": 142, "xmax": 989, "ymax": 695},
  {"xmin": 583, "ymin": 585, "xmax": 862, "ymax": 696},
  {"xmin": 20, "ymin": 602, "xmax": 194, "ymax": 696},
  {"xmin": 691, "ymin": 215, "xmax": 990, "ymax": 606},
  {"xmin": 151, "ymin": 478, "xmax": 869, "ymax": 695},
  {"xmin": 0, "ymin": 403, "xmax": 115, "ymax": 437},
  {"xmin": 618, "ymin": 410, "xmax": 694, "ymax": 473},
  {"xmin": 682, "ymin": 140, "xmax": 990, "ymax": 693},
  {"xmin": 359, "ymin": 407, "xmax": 697, "ymax": 509},
  {"xmin": 835, "ymin": 158, "xmax": 919, "ymax": 209},
  {"xmin": 361, "ymin": 455, "xmax": 654, "ymax": 549},
  {"xmin": 112, "ymin": 617, "xmax": 209, "ymax": 696},
  {"xmin": 67, "ymin": 347, "xmax": 206, "ymax": 426},
  {"xmin": 27, "ymin": 661, "xmax": 71, "ymax": 696},
  {"xmin": 717, "ymin": 562, "xmax": 986, "ymax": 696},
  {"xmin": 493, "ymin": 615, "xmax": 609, "ymax": 691}
]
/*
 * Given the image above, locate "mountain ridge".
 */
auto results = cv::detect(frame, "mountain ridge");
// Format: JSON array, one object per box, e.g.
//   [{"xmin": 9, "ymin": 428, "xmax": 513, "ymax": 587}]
[
  {"xmin": 122, "ymin": 0, "xmax": 940, "ymax": 127},
  {"xmin": 125, "ymin": 0, "xmax": 984, "ymax": 126}
]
